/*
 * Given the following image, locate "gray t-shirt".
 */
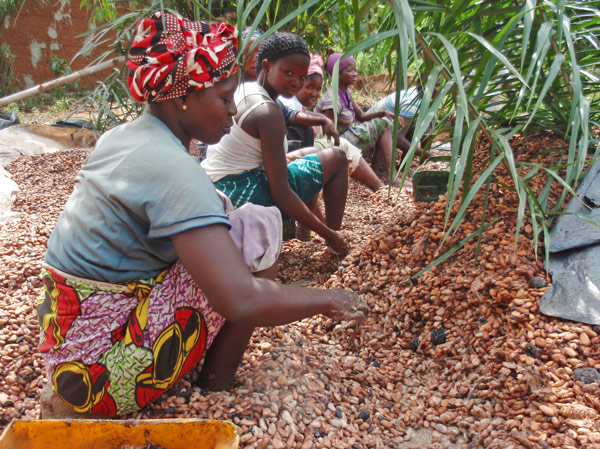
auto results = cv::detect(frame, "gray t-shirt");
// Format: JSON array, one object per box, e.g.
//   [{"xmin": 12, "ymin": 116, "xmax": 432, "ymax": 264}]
[{"xmin": 45, "ymin": 113, "xmax": 230, "ymax": 283}]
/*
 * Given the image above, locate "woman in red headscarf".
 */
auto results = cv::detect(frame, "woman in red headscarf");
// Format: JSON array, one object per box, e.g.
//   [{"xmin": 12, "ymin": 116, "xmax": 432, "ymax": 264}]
[{"xmin": 37, "ymin": 11, "xmax": 366, "ymax": 417}]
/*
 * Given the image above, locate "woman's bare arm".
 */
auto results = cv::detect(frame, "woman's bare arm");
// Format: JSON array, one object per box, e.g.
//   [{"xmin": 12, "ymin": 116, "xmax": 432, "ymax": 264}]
[
  {"xmin": 293, "ymin": 111, "xmax": 339, "ymax": 145},
  {"xmin": 171, "ymin": 224, "xmax": 366, "ymax": 327},
  {"xmin": 353, "ymin": 97, "xmax": 404, "ymax": 126},
  {"xmin": 322, "ymin": 108, "xmax": 336, "ymax": 125},
  {"xmin": 241, "ymin": 102, "xmax": 341, "ymax": 243}
]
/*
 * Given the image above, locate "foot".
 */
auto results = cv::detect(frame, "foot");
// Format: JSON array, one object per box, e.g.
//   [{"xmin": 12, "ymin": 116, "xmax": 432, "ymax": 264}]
[{"xmin": 39, "ymin": 382, "xmax": 106, "ymax": 419}]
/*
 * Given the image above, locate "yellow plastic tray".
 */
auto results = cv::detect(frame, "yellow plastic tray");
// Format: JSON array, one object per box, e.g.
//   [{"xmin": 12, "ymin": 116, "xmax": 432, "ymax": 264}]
[{"xmin": 0, "ymin": 419, "xmax": 240, "ymax": 449}]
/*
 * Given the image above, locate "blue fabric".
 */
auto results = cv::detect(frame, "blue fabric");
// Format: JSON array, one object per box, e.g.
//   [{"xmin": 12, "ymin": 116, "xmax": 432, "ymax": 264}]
[
  {"xmin": 367, "ymin": 88, "xmax": 421, "ymax": 118},
  {"xmin": 277, "ymin": 95, "xmax": 303, "ymax": 113},
  {"xmin": 45, "ymin": 114, "xmax": 230, "ymax": 283},
  {"xmin": 276, "ymin": 98, "xmax": 299, "ymax": 126},
  {"xmin": 276, "ymin": 97, "xmax": 314, "ymax": 148},
  {"xmin": 213, "ymin": 153, "xmax": 323, "ymax": 221}
]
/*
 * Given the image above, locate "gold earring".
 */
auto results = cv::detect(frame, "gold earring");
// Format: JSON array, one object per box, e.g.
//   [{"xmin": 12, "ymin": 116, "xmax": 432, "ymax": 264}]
[{"xmin": 182, "ymin": 104, "xmax": 187, "ymax": 111}]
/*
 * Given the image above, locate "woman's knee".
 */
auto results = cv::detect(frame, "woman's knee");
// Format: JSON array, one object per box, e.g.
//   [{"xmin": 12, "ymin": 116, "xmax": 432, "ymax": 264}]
[{"xmin": 318, "ymin": 147, "xmax": 348, "ymax": 170}]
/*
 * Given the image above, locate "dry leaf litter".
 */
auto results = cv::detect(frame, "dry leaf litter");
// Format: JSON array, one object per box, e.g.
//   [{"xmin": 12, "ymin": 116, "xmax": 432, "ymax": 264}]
[{"xmin": 1, "ymin": 132, "xmax": 599, "ymax": 449}]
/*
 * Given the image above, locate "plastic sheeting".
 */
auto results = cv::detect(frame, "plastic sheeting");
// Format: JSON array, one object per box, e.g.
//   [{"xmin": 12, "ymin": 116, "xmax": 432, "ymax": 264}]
[
  {"xmin": 0, "ymin": 112, "xmax": 19, "ymax": 130},
  {"xmin": 541, "ymin": 161, "xmax": 600, "ymax": 325}
]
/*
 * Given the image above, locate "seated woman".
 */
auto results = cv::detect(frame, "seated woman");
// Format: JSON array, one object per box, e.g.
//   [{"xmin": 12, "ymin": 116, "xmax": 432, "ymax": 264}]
[
  {"xmin": 202, "ymin": 32, "xmax": 350, "ymax": 254},
  {"xmin": 367, "ymin": 88, "xmax": 434, "ymax": 160},
  {"xmin": 315, "ymin": 53, "xmax": 404, "ymax": 182},
  {"xmin": 37, "ymin": 12, "xmax": 366, "ymax": 418},
  {"xmin": 278, "ymin": 53, "xmax": 384, "ymax": 192}
]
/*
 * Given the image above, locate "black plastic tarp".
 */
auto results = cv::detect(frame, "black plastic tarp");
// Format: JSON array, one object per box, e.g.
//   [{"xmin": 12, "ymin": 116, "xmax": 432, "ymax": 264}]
[
  {"xmin": 0, "ymin": 112, "xmax": 19, "ymax": 130},
  {"xmin": 540, "ymin": 160, "xmax": 600, "ymax": 325}
]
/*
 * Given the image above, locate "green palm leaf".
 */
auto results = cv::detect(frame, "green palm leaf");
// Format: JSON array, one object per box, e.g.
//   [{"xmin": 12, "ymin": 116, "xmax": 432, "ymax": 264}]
[{"xmin": 70, "ymin": 0, "xmax": 600, "ymax": 276}]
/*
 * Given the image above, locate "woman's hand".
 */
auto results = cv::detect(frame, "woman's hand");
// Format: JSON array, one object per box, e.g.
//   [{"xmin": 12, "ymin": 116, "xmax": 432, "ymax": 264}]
[
  {"xmin": 173, "ymin": 224, "xmax": 353, "ymax": 327},
  {"xmin": 321, "ymin": 118, "xmax": 340, "ymax": 146},
  {"xmin": 324, "ymin": 230, "xmax": 349, "ymax": 255},
  {"xmin": 286, "ymin": 153, "xmax": 299, "ymax": 163},
  {"xmin": 383, "ymin": 110, "xmax": 405, "ymax": 127},
  {"xmin": 324, "ymin": 289, "xmax": 368, "ymax": 324}
]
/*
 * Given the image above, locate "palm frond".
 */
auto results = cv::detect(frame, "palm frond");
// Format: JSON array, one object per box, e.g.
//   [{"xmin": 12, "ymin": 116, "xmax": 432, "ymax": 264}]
[{"xmin": 74, "ymin": 0, "xmax": 600, "ymax": 272}]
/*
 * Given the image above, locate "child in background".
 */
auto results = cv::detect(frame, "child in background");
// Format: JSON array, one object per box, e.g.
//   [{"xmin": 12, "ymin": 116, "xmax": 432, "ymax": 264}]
[
  {"xmin": 276, "ymin": 54, "xmax": 337, "ymax": 150},
  {"xmin": 368, "ymin": 88, "xmax": 421, "ymax": 119},
  {"xmin": 202, "ymin": 33, "xmax": 351, "ymax": 254},
  {"xmin": 316, "ymin": 53, "xmax": 403, "ymax": 182},
  {"xmin": 279, "ymin": 54, "xmax": 384, "ymax": 192},
  {"xmin": 240, "ymin": 27, "xmax": 264, "ymax": 81},
  {"xmin": 367, "ymin": 88, "xmax": 433, "ymax": 159}
]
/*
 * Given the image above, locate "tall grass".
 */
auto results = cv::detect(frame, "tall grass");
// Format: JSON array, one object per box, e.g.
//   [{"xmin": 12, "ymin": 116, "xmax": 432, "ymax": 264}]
[{"xmin": 73, "ymin": 0, "xmax": 600, "ymax": 271}]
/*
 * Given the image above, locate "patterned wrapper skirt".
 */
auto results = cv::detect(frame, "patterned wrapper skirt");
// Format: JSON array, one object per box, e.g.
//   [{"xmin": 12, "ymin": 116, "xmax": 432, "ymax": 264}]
[
  {"xmin": 37, "ymin": 262, "xmax": 225, "ymax": 416},
  {"xmin": 37, "ymin": 199, "xmax": 282, "ymax": 416},
  {"xmin": 342, "ymin": 117, "xmax": 391, "ymax": 160}
]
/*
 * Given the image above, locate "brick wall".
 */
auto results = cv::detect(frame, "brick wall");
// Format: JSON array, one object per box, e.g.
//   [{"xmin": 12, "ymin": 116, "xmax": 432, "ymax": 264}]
[{"xmin": 1, "ymin": 0, "xmax": 117, "ymax": 90}]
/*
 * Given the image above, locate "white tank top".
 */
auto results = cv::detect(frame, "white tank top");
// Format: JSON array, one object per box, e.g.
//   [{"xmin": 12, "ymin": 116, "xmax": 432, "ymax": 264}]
[{"xmin": 202, "ymin": 82, "xmax": 288, "ymax": 182}]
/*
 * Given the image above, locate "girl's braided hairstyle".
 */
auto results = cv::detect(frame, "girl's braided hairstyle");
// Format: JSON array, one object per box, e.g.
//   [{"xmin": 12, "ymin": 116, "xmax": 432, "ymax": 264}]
[{"xmin": 255, "ymin": 32, "xmax": 310, "ymax": 74}]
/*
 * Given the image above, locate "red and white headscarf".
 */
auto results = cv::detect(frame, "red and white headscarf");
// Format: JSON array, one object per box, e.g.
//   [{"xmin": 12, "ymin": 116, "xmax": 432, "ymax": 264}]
[{"xmin": 126, "ymin": 11, "xmax": 238, "ymax": 103}]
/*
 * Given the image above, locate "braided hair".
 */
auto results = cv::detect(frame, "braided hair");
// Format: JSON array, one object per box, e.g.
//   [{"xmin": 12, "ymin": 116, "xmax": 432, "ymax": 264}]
[{"xmin": 255, "ymin": 32, "xmax": 310, "ymax": 74}]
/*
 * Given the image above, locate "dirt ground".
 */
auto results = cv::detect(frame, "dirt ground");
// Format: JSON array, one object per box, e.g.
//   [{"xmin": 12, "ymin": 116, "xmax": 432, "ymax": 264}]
[{"xmin": 1, "ymin": 127, "xmax": 600, "ymax": 448}]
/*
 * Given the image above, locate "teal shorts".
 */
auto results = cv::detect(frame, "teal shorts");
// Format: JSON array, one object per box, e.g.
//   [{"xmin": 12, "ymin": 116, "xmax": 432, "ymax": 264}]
[{"xmin": 213, "ymin": 153, "xmax": 323, "ymax": 220}]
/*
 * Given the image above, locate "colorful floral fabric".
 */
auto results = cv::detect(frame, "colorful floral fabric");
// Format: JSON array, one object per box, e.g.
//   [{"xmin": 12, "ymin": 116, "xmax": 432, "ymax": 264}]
[
  {"xmin": 38, "ymin": 263, "xmax": 225, "ymax": 416},
  {"xmin": 342, "ymin": 117, "xmax": 391, "ymax": 160}
]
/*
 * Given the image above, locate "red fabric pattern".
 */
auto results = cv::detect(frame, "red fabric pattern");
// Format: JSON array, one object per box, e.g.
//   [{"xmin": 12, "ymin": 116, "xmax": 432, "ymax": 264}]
[{"xmin": 126, "ymin": 11, "xmax": 238, "ymax": 103}]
